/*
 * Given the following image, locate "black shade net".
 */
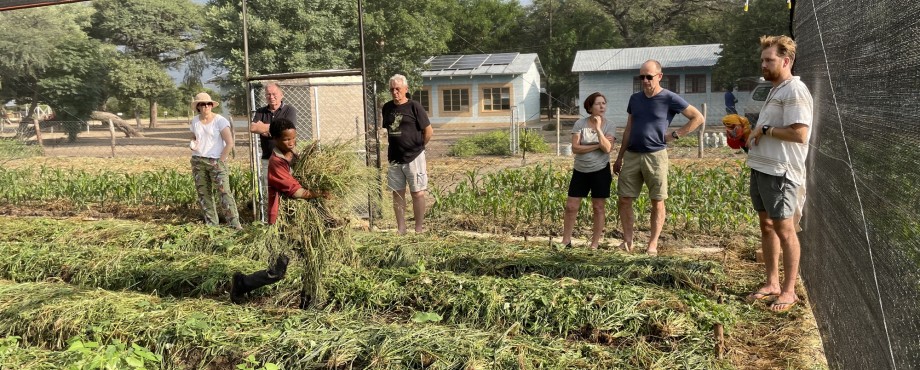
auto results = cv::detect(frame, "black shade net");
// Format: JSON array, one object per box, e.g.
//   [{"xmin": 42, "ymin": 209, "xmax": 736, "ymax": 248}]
[{"xmin": 794, "ymin": 1, "xmax": 920, "ymax": 369}]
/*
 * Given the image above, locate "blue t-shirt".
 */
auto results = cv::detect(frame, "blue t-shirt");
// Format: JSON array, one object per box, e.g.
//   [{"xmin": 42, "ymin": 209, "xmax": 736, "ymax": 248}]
[
  {"xmin": 724, "ymin": 91, "xmax": 736, "ymax": 108},
  {"xmin": 625, "ymin": 89, "xmax": 689, "ymax": 153}
]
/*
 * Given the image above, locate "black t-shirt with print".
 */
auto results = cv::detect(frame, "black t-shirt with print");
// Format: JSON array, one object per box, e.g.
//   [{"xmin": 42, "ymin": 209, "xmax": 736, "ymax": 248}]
[
  {"xmin": 252, "ymin": 103, "xmax": 298, "ymax": 160},
  {"xmin": 382, "ymin": 99, "xmax": 430, "ymax": 164}
]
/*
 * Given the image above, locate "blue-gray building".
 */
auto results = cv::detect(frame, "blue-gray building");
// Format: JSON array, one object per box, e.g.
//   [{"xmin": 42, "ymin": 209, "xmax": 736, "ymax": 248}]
[
  {"xmin": 572, "ymin": 44, "xmax": 724, "ymax": 126},
  {"xmin": 418, "ymin": 53, "xmax": 544, "ymax": 128}
]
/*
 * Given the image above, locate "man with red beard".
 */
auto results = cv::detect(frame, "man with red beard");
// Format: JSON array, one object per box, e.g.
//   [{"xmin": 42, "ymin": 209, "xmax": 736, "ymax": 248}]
[{"xmin": 745, "ymin": 35, "xmax": 814, "ymax": 313}]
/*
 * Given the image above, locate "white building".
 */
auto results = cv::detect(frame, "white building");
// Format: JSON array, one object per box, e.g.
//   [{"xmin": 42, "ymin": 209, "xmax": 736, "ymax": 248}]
[{"xmin": 418, "ymin": 53, "xmax": 544, "ymax": 128}]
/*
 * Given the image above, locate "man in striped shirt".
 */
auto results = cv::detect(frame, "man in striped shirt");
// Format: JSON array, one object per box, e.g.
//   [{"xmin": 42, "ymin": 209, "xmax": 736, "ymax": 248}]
[{"xmin": 745, "ymin": 35, "xmax": 814, "ymax": 313}]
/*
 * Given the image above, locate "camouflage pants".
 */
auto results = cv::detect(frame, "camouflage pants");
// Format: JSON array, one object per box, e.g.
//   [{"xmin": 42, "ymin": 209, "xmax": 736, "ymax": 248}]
[{"xmin": 191, "ymin": 156, "xmax": 241, "ymax": 229}]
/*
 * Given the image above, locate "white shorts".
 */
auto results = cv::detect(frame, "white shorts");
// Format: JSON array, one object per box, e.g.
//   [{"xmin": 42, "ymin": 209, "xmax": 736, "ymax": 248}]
[{"xmin": 388, "ymin": 151, "xmax": 428, "ymax": 193}]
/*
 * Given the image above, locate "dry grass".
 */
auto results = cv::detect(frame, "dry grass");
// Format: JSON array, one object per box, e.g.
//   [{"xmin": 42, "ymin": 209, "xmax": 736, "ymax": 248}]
[{"xmin": 0, "ymin": 148, "xmax": 828, "ymax": 369}]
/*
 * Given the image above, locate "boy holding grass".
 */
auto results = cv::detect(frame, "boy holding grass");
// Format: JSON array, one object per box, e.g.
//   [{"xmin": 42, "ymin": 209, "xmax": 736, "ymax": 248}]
[{"xmin": 230, "ymin": 118, "xmax": 328, "ymax": 307}]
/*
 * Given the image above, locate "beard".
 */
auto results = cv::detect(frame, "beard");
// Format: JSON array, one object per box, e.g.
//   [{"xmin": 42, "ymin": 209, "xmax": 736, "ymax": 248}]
[{"xmin": 762, "ymin": 68, "xmax": 781, "ymax": 82}]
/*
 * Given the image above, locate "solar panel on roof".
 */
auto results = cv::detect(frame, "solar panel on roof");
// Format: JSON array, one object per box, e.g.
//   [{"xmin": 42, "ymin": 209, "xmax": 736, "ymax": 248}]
[
  {"xmin": 451, "ymin": 54, "xmax": 489, "ymax": 69},
  {"xmin": 483, "ymin": 53, "xmax": 518, "ymax": 66},
  {"xmin": 428, "ymin": 55, "xmax": 462, "ymax": 70}
]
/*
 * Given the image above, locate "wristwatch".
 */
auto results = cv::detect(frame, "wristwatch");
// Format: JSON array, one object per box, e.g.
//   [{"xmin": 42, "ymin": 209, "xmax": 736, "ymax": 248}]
[
  {"xmin": 762, "ymin": 125, "xmax": 772, "ymax": 135},
  {"xmin": 671, "ymin": 131, "xmax": 680, "ymax": 140}
]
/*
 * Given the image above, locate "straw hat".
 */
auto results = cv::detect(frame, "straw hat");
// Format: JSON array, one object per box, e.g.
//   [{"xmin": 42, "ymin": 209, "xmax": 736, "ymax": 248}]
[{"xmin": 190, "ymin": 92, "xmax": 219, "ymax": 112}]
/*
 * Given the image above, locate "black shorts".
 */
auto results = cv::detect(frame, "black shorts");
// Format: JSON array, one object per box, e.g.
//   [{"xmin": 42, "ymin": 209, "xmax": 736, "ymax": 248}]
[{"xmin": 567, "ymin": 163, "xmax": 613, "ymax": 198}]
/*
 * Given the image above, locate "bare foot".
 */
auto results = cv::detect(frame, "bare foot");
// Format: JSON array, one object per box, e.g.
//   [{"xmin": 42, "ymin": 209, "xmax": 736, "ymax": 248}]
[
  {"xmin": 769, "ymin": 292, "xmax": 800, "ymax": 312},
  {"xmin": 646, "ymin": 241, "xmax": 659, "ymax": 256},
  {"xmin": 618, "ymin": 242, "xmax": 632, "ymax": 252},
  {"xmin": 745, "ymin": 285, "xmax": 781, "ymax": 303}
]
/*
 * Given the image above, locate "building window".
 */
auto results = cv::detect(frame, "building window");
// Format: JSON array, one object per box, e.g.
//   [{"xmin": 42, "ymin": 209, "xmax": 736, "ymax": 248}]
[
  {"xmin": 661, "ymin": 75, "xmax": 680, "ymax": 93},
  {"xmin": 417, "ymin": 89, "xmax": 431, "ymax": 113},
  {"xmin": 482, "ymin": 87, "xmax": 511, "ymax": 111},
  {"xmin": 632, "ymin": 76, "xmax": 644, "ymax": 93},
  {"xmin": 685, "ymin": 74, "xmax": 707, "ymax": 93},
  {"xmin": 442, "ymin": 88, "xmax": 469, "ymax": 113}
]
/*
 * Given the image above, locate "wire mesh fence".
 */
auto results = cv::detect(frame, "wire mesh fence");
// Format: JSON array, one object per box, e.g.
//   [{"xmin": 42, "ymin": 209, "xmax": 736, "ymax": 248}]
[
  {"xmin": 247, "ymin": 71, "xmax": 372, "ymax": 223},
  {"xmin": 795, "ymin": 1, "xmax": 920, "ymax": 369}
]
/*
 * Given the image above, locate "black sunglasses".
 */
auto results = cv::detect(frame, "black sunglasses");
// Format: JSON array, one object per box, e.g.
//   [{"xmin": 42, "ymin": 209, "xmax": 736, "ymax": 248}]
[
  {"xmin": 197, "ymin": 102, "xmax": 214, "ymax": 107},
  {"xmin": 638, "ymin": 74, "xmax": 658, "ymax": 81}
]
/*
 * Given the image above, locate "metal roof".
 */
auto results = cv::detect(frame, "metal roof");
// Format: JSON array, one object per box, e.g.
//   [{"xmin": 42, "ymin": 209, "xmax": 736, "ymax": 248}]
[
  {"xmin": 572, "ymin": 44, "xmax": 722, "ymax": 73},
  {"xmin": 422, "ymin": 53, "xmax": 545, "ymax": 78},
  {"xmin": 0, "ymin": 0, "xmax": 88, "ymax": 11}
]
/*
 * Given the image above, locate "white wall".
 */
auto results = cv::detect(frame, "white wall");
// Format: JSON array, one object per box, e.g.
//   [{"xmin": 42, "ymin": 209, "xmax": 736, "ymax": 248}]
[
  {"xmin": 422, "ymin": 67, "xmax": 542, "ymax": 127},
  {"xmin": 520, "ymin": 63, "xmax": 542, "ymax": 123}
]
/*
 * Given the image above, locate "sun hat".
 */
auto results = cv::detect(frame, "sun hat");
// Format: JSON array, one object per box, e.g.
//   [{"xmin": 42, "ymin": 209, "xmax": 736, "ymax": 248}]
[{"xmin": 190, "ymin": 92, "xmax": 220, "ymax": 112}]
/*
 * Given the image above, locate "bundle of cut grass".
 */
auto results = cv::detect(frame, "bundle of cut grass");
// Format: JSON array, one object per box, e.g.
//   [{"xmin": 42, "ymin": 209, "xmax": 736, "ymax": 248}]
[
  {"xmin": 268, "ymin": 140, "xmax": 376, "ymax": 307},
  {"xmin": 0, "ymin": 281, "xmax": 723, "ymax": 369}
]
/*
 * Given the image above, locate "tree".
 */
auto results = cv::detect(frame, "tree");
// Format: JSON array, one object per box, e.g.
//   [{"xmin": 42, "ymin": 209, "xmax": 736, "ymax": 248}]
[
  {"xmin": 443, "ymin": 0, "xmax": 527, "ymax": 54},
  {"xmin": 0, "ymin": 4, "xmax": 112, "ymax": 140},
  {"xmin": 711, "ymin": 0, "xmax": 789, "ymax": 89},
  {"xmin": 89, "ymin": 0, "xmax": 202, "ymax": 128},
  {"xmin": 205, "ymin": 0, "xmax": 361, "ymax": 115},
  {"xmin": 204, "ymin": 0, "xmax": 455, "ymax": 114},
  {"xmin": 108, "ymin": 57, "xmax": 175, "ymax": 129},
  {"xmin": 517, "ymin": 0, "xmax": 623, "ymax": 111},
  {"xmin": 592, "ymin": 0, "xmax": 724, "ymax": 47},
  {"xmin": 362, "ymin": 0, "xmax": 455, "ymax": 90}
]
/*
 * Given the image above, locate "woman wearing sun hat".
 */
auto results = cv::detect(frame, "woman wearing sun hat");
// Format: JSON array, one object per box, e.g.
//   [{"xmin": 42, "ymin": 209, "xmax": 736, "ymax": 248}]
[{"xmin": 189, "ymin": 92, "xmax": 242, "ymax": 229}]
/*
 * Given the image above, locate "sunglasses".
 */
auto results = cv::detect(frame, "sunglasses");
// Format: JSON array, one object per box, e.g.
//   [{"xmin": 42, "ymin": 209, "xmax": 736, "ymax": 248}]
[
  {"xmin": 197, "ymin": 102, "xmax": 214, "ymax": 107},
  {"xmin": 638, "ymin": 74, "xmax": 659, "ymax": 81}
]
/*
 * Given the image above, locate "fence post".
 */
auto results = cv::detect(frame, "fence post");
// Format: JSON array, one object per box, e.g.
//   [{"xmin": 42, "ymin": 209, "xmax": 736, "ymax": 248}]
[
  {"xmin": 556, "ymin": 107, "xmax": 560, "ymax": 156},
  {"xmin": 313, "ymin": 86, "xmax": 321, "ymax": 142},
  {"xmin": 698, "ymin": 103, "xmax": 707, "ymax": 159},
  {"xmin": 33, "ymin": 117, "xmax": 44, "ymax": 155},
  {"xmin": 108, "ymin": 119, "xmax": 116, "ymax": 158},
  {"xmin": 522, "ymin": 114, "xmax": 527, "ymax": 165},
  {"xmin": 248, "ymin": 86, "xmax": 263, "ymax": 222},
  {"xmin": 508, "ymin": 108, "xmax": 517, "ymax": 155}
]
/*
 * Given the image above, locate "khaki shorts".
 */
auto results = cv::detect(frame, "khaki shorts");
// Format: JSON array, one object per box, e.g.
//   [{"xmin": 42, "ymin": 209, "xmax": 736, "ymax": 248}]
[
  {"xmin": 617, "ymin": 149, "xmax": 669, "ymax": 200},
  {"xmin": 388, "ymin": 151, "xmax": 428, "ymax": 193}
]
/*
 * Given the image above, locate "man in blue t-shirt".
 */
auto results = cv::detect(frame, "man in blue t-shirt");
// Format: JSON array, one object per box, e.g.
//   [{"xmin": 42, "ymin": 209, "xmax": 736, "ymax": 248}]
[
  {"xmin": 724, "ymin": 85, "xmax": 738, "ymax": 114},
  {"xmin": 613, "ymin": 60, "xmax": 704, "ymax": 255}
]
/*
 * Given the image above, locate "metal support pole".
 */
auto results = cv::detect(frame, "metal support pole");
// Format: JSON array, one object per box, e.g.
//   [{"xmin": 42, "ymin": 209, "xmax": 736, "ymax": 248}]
[
  {"xmin": 242, "ymin": 0, "xmax": 262, "ymax": 222},
  {"xmin": 313, "ymin": 86, "xmax": 321, "ymax": 142},
  {"xmin": 357, "ymin": 0, "xmax": 378, "ymax": 229}
]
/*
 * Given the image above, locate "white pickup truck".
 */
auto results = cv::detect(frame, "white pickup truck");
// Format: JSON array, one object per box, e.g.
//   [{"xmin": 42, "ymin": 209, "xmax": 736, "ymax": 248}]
[{"xmin": 741, "ymin": 80, "xmax": 772, "ymax": 124}]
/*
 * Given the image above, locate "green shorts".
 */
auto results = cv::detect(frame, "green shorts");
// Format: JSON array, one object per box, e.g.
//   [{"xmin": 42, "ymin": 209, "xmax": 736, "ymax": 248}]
[
  {"xmin": 749, "ymin": 169, "xmax": 799, "ymax": 219},
  {"xmin": 617, "ymin": 149, "xmax": 668, "ymax": 200}
]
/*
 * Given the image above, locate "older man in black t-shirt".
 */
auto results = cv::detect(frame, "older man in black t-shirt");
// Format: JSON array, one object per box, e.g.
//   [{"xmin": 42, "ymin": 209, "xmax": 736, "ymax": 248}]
[
  {"xmin": 249, "ymin": 83, "xmax": 298, "ymax": 220},
  {"xmin": 382, "ymin": 74, "xmax": 433, "ymax": 235}
]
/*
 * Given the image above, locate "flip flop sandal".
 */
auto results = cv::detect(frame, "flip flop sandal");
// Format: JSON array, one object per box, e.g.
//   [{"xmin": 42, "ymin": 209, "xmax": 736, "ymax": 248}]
[
  {"xmin": 769, "ymin": 299, "xmax": 799, "ymax": 313},
  {"xmin": 745, "ymin": 290, "xmax": 778, "ymax": 303}
]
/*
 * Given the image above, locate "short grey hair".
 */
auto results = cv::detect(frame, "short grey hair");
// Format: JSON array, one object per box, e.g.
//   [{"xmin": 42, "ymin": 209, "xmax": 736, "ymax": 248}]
[
  {"xmin": 389, "ymin": 74, "xmax": 408, "ymax": 87},
  {"xmin": 265, "ymin": 82, "xmax": 283, "ymax": 93}
]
